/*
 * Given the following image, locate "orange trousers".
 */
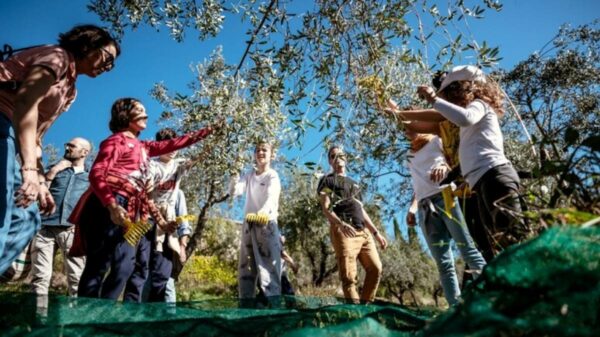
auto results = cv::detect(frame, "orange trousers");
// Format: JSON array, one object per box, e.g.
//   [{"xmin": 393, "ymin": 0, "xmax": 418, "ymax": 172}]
[{"xmin": 330, "ymin": 226, "xmax": 382, "ymax": 303}]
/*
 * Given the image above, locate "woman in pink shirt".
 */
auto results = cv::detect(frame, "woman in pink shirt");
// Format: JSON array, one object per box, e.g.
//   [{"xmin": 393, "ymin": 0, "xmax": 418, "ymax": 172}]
[
  {"xmin": 73, "ymin": 97, "xmax": 216, "ymax": 299},
  {"xmin": 0, "ymin": 25, "xmax": 120, "ymax": 275}
]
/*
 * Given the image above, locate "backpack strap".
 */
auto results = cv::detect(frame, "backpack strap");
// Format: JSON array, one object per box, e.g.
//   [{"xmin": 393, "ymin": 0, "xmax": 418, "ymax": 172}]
[
  {"xmin": 0, "ymin": 44, "xmax": 46, "ymax": 91},
  {"xmin": 1, "ymin": 44, "xmax": 44, "ymax": 61}
]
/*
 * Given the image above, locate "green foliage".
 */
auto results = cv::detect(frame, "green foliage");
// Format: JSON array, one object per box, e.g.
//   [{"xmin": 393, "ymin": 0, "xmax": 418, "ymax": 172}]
[
  {"xmin": 177, "ymin": 255, "xmax": 237, "ymax": 300},
  {"xmin": 278, "ymin": 168, "xmax": 338, "ymax": 288},
  {"xmin": 378, "ymin": 228, "xmax": 439, "ymax": 306},
  {"xmin": 90, "ymin": 0, "xmax": 510, "ymax": 238},
  {"xmin": 522, "ymin": 208, "xmax": 598, "ymax": 227},
  {"xmin": 88, "ymin": 0, "xmax": 225, "ymax": 41},
  {"xmin": 152, "ymin": 46, "xmax": 287, "ymax": 211},
  {"xmin": 502, "ymin": 20, "xmax": 600, "ymax": 214},
  {"xmin": 90, "ymin": 0, "xmax": 504, "ymax": 156},
  {"xmin": 197, "ymin": 217, "xmax": 240, "ymax": 264},
  {"xmin": 90, "ymin": 1, "xmax": 580, "ymax": 305}
]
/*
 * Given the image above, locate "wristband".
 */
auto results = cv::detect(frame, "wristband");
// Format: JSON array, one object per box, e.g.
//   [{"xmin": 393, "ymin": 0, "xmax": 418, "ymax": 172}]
[{"xmin": 21, "ymin": 166, "xmax": 38, "ymax": 172}]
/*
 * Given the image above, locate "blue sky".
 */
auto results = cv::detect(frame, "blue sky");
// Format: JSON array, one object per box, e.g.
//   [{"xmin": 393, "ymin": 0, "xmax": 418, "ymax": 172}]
[{"xmin": 1, "ymin": 0, "xmax": 598, "ymax": 238}]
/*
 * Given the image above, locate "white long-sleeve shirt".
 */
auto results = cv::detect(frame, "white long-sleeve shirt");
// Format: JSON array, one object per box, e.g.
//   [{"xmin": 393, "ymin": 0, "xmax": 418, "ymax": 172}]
[
  {"xmin": 407, "ymin": 137, "xmax": 448, "ymax": 201},
  {"xmin": 433, "ymin": 98, "xmax": 509, "ymax": 187},
  {"xmin": 230, "ymin": 168, "xmax": 281, "ymax": 221}
]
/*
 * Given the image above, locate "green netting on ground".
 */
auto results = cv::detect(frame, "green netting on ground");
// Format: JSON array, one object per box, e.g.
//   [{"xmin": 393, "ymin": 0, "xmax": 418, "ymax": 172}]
[
  {"xmin": 1, "ymin": 226, "xmax": 598, "ymax": 337},
  {"xmin": 420, "ymin": 226, "xmax": 600, "ymax": 337},
  {"xmin": 0, "ymin": 295, "xmax": 428, "ymax": 337}
]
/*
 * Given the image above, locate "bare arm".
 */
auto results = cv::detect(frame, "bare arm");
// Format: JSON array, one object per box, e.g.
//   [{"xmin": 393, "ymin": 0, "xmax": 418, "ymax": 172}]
[
  {"xmin": 406, "ymin": 193, "xmax": 418, "ymax": 227},
  {"xmin": 45, "ymin": 159, "xmax": 73, "ymax": 181},
  {"xmin": 396, "ymin": 109, "xmax": 446, "ymax": 122},
  {"xmin": 384, "ymin": 99, "xmax": 445, "ymax": 122},
  {"xmin": 318, "ymin": 193, "xmax": 356, "ymax": 238},
  {"xmin": 360, "ymin": 205, "xmax": 387, "ymax": 249},
  {"xmin": 13, "ymin": 66, "xmax": 56, "ymax": 209},
  {"xmin": 318, "ymin": 193, "xmax": 344, "ymax": 227},
  {"xmin": 404, "ymin": 121, "xmax": 441, "ymax": 135}
]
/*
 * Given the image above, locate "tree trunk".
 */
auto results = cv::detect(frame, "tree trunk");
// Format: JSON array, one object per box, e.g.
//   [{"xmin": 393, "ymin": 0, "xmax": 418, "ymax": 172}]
[
  {"xmin": 306, "ymin": 250, "xmax": 318, "ymax": 286},
  {"xmin": 409, "ymin": 290, "xmax": 420, "ymax": 308},
  {"xmin": 172, "ymin": 182, "xmax": 229, "ymax": 280},
  {"xmin": 316, "ymin": 240, "xmax": 331, "ymax": 286}
]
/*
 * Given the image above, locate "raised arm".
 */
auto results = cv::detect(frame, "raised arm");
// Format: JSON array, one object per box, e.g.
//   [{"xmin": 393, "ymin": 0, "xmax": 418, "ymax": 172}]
[
  {"xmin": 404, "ymin": 121, "xmax": 441, "ymax": 135},
  {"xmin": 384, "ymin": 99, "xmax": 446, "ymax": 122},
  {"xmin": 417, "ymin": 86, "xmax": 486, "ymax": 127},
  {"xmin": 228, "ymin": 173, "xmax": 247, "ymax": 198},
  {"xmin": 397, "ymin": 109, "xmax": 446, "ymax": 122},
  {"xmin": 145, "ymin": 127, "xmax": 213, "ymax": 157}
]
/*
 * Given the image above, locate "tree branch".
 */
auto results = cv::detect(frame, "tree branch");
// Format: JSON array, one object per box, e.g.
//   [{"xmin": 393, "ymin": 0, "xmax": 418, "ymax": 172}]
[{"xmin": 234, "ymin": 0, "xmax": 277, "ymax": 77}]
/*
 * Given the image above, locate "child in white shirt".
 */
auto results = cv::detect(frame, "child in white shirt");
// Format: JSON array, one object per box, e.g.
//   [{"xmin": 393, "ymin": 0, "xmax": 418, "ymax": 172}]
[{"xmin": 229, "ymin": 142, "xmax": 282, "ymax": 305}]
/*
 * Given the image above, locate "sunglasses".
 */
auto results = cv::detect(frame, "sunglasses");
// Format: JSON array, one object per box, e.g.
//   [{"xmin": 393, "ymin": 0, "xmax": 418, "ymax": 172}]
[
  {"xmin": 329, "ymin": 153, "xmax": 347, "ymax": 160},
  {"xmin": 64, "ymin": 143, "xmax": 78, "ymax": 149},
  {"xmin": 99, "ymin": 47, "xmax": 115, "ymax": 70},
  {"xmin": 132, "ymin": 115, "xmax": 148, "ymax": 122}
]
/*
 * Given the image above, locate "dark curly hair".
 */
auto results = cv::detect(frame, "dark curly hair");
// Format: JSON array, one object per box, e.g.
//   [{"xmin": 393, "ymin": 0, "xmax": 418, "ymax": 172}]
[
  {"xmin": 156, "ymin": 128, "xmax": 177, "ymax": 141},
  {"xmin": 109, "ymin": 98, "xmax": 141, "ymax": 133},
  {"xmin": 440, "ymin": 80, "xmax": 505, "ymax": 116},
  {"xmin": 58, "ymin": 24, "xmax": 120, "ymax": 60},
  {"xmin": 431, "ymin": 70, "xmax": 447, "ymax": 91}
]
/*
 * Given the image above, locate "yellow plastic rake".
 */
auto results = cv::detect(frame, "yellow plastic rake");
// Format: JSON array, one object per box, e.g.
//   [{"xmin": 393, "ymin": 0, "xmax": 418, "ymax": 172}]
[
  {"xmin": 245, "ymin": 213, "xmax": 269, "ymax": 227},
  {"xmin": 122, "ymin": 219, "xmax": 153, "ymax": 246}
]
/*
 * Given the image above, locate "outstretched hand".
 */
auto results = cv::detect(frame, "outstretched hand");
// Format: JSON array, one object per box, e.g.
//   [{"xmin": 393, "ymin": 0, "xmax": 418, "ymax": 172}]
[
  {"xmin": 382, "ymin": 99, "xmax": 400, "ymax": 116},
  {"xmin": 209, "ymin": 118, "xmax": 227, "ymax": 134},
  {"xmin": 417, "ymin": 86, "xmax": 437, "ymax": 104}
]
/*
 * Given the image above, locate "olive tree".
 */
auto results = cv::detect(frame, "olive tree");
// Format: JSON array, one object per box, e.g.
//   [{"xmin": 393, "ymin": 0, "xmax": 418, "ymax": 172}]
[
  {"xmin": 501, "ymin": 20, "xmax": 600, "ymax": 216},
  {"xmin": 89, "ymin": 0, "xmax": 508, "ymax": 275},
  {"xmin": 151, "ymin": 47, "xmax": 287, "ymax": 277}
]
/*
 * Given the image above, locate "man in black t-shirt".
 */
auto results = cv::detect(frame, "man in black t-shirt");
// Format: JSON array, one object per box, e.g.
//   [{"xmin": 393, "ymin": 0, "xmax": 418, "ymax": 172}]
[{"xmin": 317, "ymin": 146, "xmax": 387, "ymax": 303}]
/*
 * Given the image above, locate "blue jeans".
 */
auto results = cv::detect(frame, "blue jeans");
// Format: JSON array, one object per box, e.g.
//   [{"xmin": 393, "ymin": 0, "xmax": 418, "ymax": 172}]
[
  {"xmin": 0, "ymin": 114, "xmax": 41, "ymax": 275},
  {"xmin": 417, "ymin": 193, "xmax": 486, "ymax": 306},
  {"xmin": 123, "ymin": 230, "xmax": 152, "ymax": 302},
  {"xmin": 165, "ymin": 277, "xmax": 176, "ymax": 303},
  {"xmin": 123, "ymin": 225, "xmax": 174, "ymax": 302},
  {"xmin": 77, "ymin": 193, "xmax": 136, "ymax": 299}
]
